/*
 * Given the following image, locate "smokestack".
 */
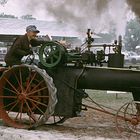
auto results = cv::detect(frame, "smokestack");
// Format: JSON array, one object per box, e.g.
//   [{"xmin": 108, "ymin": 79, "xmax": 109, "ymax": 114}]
[{"xmin": 127, "ymin": 0, "xmax": 140, "ymax": 18}]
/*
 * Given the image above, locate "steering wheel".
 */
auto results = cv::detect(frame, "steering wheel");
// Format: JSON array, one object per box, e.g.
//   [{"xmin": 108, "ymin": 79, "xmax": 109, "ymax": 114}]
[{"xmin": 39, "ymin": 41, "xmax": 66, "ymax": 68}]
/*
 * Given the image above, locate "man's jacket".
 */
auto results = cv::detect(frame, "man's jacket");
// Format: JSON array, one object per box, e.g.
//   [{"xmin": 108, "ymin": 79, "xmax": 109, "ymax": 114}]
[{"xmin": 5, "ymin": 34, "xmax": 41, "ymax": 66}]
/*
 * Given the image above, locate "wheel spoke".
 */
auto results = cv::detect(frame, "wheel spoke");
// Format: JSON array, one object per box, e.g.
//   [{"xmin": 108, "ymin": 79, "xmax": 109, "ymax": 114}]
[
  {"xmin": 26, "ymin": 97, "xmax": 48, "ymax": 108},
  {"xmin": 4, "ymin": 87, "xmax": 18, "ymax": 95},
  {"xmin": 4, "ymin": 77, "xmax": 20, "ymax": 95},
  {"xmin": 28, "ymin": 100, "xmax": 45, "ymax": 115},
  {"xmin": 29, "ymin": 96, "xmax": 49, "ymax": 98},
  {"xmin": 15, "ymin": 110, "xmax": 20, "ymax": 120},
  {"xmin": 25, "ymin": 72, "xmax": 37, "ymax": 93},
  {"xmin": 2, "ymin": 100, "xmax": 17, "ymax": 109},
  {"xmin": 25, "ymin": 100, "xmax": 33, "ymax": 114},
  {"xmin": 25, "ymin": 100, "xmax": 37, "ymax": 122},
  {"xmin": 19, "ymin": 68, "xmax": 24, "ymax": 92},
  {"xmin": 19, "ymin": 101, "xmax": 24, "ymax": 121},
  {"xmin": 27, "ymin": 86, "xmax": 48, "ymax": 96},
  {"xmin": 53, "ymin": 54, "xmax": 59, "ymax": 59},
  {"xmin": 12, "ymin": 71, "xmax": 23, "ymax": 92},
  {"xmin": 7, "ymin": 100, "xmax": 19, "ymax": 113},
  {"xmin": 29, "ymin": 80, "xmax": 44, "ymax": 93},
  {"xmin": 0, "ymin": 96, "xmax": 17, "ymax": 99},
  {"xmin": 15, "ymin": 101, "xmax": 24, "ymax": 121},
  {"xmin": 26, "ymin": 109, "xmax": 32, "ymax": 126},
  {"xmin": 53, "ymin": 49, "xmax": 59, "ymax": 54},
  {"xmin": 25, "ymin": 70, "xmax": 32, "ymax": 90}
]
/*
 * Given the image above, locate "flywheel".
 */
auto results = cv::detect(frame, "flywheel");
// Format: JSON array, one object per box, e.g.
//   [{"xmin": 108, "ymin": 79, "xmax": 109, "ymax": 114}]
[{"xmin": 39, "ymin": 41, "xmax": 66, "ymax": 68}]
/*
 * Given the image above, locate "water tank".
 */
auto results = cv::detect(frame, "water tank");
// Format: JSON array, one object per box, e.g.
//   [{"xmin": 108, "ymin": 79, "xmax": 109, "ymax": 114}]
[{"xmin": 108, "ymin": 54, "xmax": 124, "ymax": 68}]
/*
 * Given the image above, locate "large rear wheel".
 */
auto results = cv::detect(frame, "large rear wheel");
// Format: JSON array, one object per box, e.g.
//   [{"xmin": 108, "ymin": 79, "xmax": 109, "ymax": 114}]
[{"xmin": 0, "ymin": 64, "xmax": 57, "ymax": 129}]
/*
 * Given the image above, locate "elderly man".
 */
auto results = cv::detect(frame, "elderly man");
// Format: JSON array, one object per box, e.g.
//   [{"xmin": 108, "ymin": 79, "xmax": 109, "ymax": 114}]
[{"xmin": 5, "ymin": 25, "xmax": 41, "ymax": 66}]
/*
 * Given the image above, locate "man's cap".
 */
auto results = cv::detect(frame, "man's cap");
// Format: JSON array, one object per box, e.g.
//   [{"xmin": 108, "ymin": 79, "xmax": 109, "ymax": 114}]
[{"xmin": 26, "ymin": 25, "xmax": 40, "ymax": 33}]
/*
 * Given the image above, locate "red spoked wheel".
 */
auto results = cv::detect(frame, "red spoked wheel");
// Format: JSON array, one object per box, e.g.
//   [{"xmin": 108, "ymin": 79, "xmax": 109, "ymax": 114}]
[
  {"xmin": 116, "ymin": 101, "xmax": 140, "ymax": 138},
  {"xmin": 123, "ymin": 101, "xmax": 140, "ymax": 134},
  {"xmin": 0, "ymin": 65, "xmax": 57, "ymax": 129}
]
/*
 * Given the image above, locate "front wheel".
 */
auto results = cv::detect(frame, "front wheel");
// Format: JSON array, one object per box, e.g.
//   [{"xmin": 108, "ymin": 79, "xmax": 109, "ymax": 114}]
[{"xmin": 0, "ymin": 64, "xmax": 57, "ymax": 129}]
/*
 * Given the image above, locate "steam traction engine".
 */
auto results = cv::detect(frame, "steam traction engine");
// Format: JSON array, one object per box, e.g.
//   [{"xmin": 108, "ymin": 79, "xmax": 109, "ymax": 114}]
[{"xmin": 0, "ymin": 29, "xmax": 140, "ymax": 135}]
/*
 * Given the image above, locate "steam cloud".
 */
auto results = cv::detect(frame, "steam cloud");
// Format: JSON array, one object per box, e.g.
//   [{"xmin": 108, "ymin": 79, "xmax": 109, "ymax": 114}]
[
  {"xmin": 25, "ymin": 0, "xmax": 128, "ymax": 37},
  {"xmin": 126, "ymin": 0, "xmax": 140, "ymax": 19},
  {"xmin": 2, "ymin": 0, "xmax": 133, "ymax": 38}
]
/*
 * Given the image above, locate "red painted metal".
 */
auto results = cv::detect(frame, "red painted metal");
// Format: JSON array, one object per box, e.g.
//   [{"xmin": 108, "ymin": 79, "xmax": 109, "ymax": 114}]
[{"xmin": 0, "ymin": 66, "xmax": 50, "ymax": 128}]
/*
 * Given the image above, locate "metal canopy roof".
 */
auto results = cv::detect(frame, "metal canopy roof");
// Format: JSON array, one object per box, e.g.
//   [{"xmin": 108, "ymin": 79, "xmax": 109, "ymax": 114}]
[
  {"xmin": 0, "ymin": 18, "xmax": 79, "ymax": 37},
  {"xmin": 0, "ymin": 18, "xmax": 101, "ymax": 43}
]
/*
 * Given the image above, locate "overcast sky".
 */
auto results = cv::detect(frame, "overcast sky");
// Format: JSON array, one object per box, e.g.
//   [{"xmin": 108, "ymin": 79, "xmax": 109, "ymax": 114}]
[{"xmin": 0, "ymin": 0, "xmax": 54, "ymax": 20}]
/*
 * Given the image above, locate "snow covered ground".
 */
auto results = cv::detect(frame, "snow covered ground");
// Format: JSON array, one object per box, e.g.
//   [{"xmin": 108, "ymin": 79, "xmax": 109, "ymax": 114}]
[{"xmin": 0, "ymin": 126, "xmax": 121, "ymax": 140}]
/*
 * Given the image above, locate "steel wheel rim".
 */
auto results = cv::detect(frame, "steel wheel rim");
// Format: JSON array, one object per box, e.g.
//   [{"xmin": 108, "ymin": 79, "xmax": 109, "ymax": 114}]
[
  {"xmin": 0, "ymin": 65, "xmax": 57, "ymax": 129},
  {"xmin": 115, "ymin": 101, "xmax": 140, "ymax": 138},
  {"xmin": 124, "ymin": 101, "xmax": 140, "ymax": 134}
]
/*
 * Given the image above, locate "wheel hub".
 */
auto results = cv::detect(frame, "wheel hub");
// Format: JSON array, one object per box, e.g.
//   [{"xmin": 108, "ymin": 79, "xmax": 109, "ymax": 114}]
[
  {"xmin": 18, "ymin": 93, "xmax": 27, "ymax": 101},
  {"xmin": 131, "ymin": 117, "xmax": 139, "ymax": 126}
]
